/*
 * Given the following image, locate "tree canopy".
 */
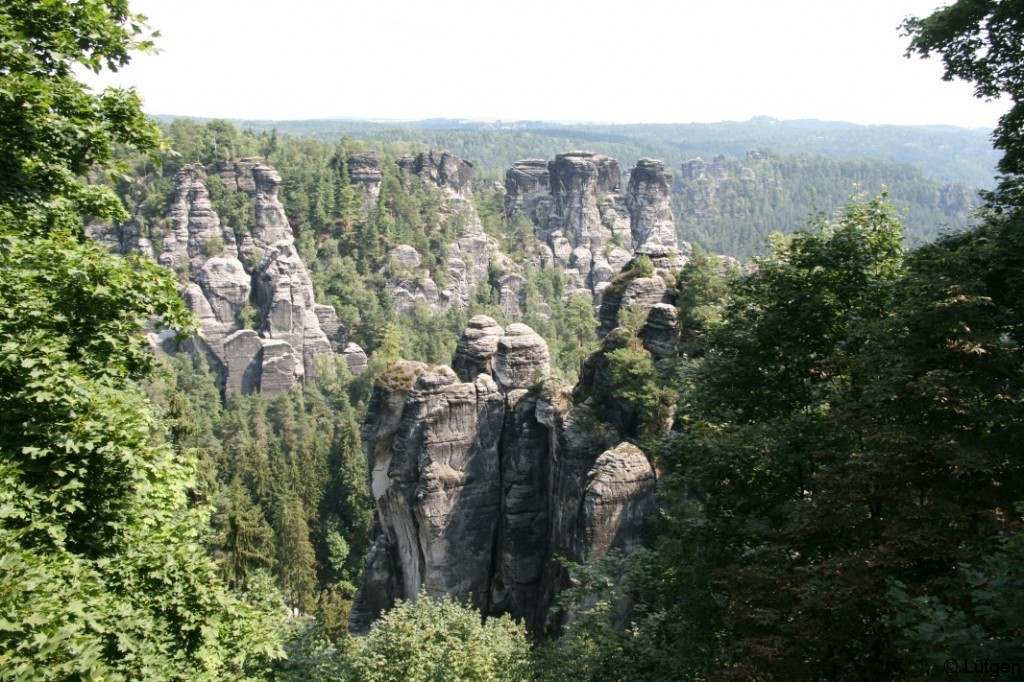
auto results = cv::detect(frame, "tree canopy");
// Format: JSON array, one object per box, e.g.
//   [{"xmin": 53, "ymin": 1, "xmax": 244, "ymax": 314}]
[
  {"xmin": 0, "ymin": 1, "xmax": 282, "ymax": 678},
  {"xmin": 903, "ymin": 0, "xmax": 1024, "ymax": 176}
]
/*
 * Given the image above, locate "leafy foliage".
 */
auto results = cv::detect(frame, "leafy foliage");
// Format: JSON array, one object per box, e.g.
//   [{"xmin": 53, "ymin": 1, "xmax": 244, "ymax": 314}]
[
  {"xmin": 649, "ymin": 198, "xmax": 1024, "ymax": 678},
  {"xmin": 0, "ymin": 2, "xmax": 283, "ymax": 678},
  {"xmin": 0, "ymin": 0, "xmax": 161, "ymax": 236},
  {"xmin": 886, "ymin": 521, "xmax": 1024, "ymax": 676},
  {"xmin": 903, "ymin": 0, "xmax": 1024, "ymax": 176},
  {"xmin": 674, "ymin": 245, "xmax": 734, "ymax": 357},
  {"xmin": 691, "ymin": 195, "xmax": 905, "ymax": 421},
  {"xmin": 350, "ymin": 594, "xmax": 532, "ymax": 682}
]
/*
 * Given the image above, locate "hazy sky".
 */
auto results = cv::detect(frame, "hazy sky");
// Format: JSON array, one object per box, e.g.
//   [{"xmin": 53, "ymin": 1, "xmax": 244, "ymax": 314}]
[{"xmin": 87, "ymin": 0, "xmax": 1009, "ymax": 129}]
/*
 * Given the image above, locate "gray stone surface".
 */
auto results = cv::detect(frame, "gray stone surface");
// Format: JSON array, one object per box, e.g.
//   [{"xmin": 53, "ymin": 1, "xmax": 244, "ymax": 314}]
[
  {"xmin": 314, "ymin": 304, "xmax": 346, "ymax": 349},
  {"xmin": 574, "ymin": 442, "xmax": 657, "ymax": 562},
  {"xmin": 348, "ymin": 151, "xmax": 383, "ymax": 213},
  {"xmin": 493, "ymin": 388, "xmax": 551, "ymax": 632},
  {"xmin": 351, "ymin": 363, "xmax": 505, "ymax": 629},
  {"xmin": 105, "ymin": 159, "xmax": 338, "ymax": 399},
  {"xmin": 451, "ymin": 315, "xmax": 504, "ymax": 382},
  {"xmin": 259, "ymin": 339, "xmax": 298, "ymax": 395},
  {"xmin": 627, "ymin": 158, "xmax": 678, "ymax": 256},
  {"xmin": 399, "ymin": 150, "xmax": 474, "ymax": 198},
  {"xmin": 250, "ymin": 165, "xmax": 293, "ymax": 250},
  {"xmin": 389, "ymin": 244, "xmax": 423, "ymax": 272},
  {"xmin": 342, "ymin": 342, "xmax": 368, "ymax": 376},
  {"xmin": 198, "ymin": 257, "xmax": 251, "ymax": 325},
  {"xmin": 503, "ymin": 159, "xmax": 551, "ymax": 219},
  {"xmin": 376, "ymin": 157, "xmax": 494, "ymax": 313},
  {"xmin": 224, "ymin": 329, "xmax": 264, "ymax": 395},
  {"xmin": 254, "ymin": 241, "xmax": 333, "ymax": 384},
  {"xmin": 157, "ymin": 164, "xmax": 233, "ymax": 273},
  {"xmin": 598, "ymin": 273, "xmax": 671, "ymax": 336},
  {"xmin": 495, "ymin": 323, "xmax": 550, "ymax": 390},
  {"xmin": 638, "ymin": 303, "xmax": 680, "ymax": 362}
]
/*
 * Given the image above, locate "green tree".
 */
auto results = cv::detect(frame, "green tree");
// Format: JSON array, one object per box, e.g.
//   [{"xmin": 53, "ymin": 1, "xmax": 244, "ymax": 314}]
[
  {"xmin": 674, "ymin": 245, "xmax": 733, "ymax": 357},
  {"xmin": 654, "ymin": 197, "xmax": 910, "ymax": 678},
  {"xmin": 888, "ymin": 7, "xmax": 1024, "ymax": 670},
  {"xmin": 0, "ymin": 0, "xmax": 161, "ymax": 235},
  {"xmin": 350, "ymin": 594, "xmax": 532, "ymax": 682},
  {"xmin": 903, "ymin": 0, "xmax": 1024, "ymax": 176},
  {"xmin": 275, "ymin": 495, "xmax": 317, "ymax": 614},
  {"xmin": 211, "ymin": 481, "xmax": 276, "ymax": 590},
  {"xmin": 689, "ymin": 196, "xmax": 904, "ymax": 422},
  {"xmin": 600, "ymin": 344, "xmax": 675, "ymax": 439},
  {"xmin": 885, "ymin": 521, "xmax": 1024, "ymax": 677},
  {"xmin": 0, "ymin": 2, "xmax": 282, "ymax": 677}
]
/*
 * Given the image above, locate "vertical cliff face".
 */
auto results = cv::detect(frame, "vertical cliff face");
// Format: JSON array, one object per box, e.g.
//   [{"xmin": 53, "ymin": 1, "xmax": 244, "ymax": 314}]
[
  {"xmin": 350, "ymin": 317, "xmax": 657, "ymax": 636},
  {"xmin": 504, "ymin": 153, "xmax": 688, "ymax": 305},
  {"xmin": 347, "ymin": 151, "xmax": 383, "ymax": 214},
  {"xmin": 503, "ymin": 159, "xmax": 551, "ymax": 223},
  {"xmin": 111, "ymin": 160, "xmax": 364, "ymax": 397},
  {"xmin": 627, "ymin": 158, "xmax": 679, "ymax": 257}
]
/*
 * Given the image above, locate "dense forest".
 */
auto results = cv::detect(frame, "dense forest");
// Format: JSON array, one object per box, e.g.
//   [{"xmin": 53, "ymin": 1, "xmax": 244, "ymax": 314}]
[
  {"xmin": 672, "ymin": 150, "xmax": 979, "ymax": 257},
  {"xmin": 2, "ymin": 1, "xmax": 1022, "ymax": 681}
]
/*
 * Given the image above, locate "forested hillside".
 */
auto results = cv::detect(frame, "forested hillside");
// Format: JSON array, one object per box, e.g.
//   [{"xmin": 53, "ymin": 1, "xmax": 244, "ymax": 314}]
[
  {"xmin": 674, "ymin": 150, "xmax": 978, "ymax": 257},
  {"xmin": 201, "ymin": 116, "xmax": 999, "ymax": 189},
  {"xmin": 3, "ymin": 0, "xmax": 1022, "ymax": 680},
  {"xmin": 153, "ymin": 116, "xmax": 986, "ymax": 261}
]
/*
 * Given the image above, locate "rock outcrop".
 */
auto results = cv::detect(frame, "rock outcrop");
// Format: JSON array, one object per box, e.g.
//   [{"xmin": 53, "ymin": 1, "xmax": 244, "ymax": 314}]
[
  {"xmin": 597, "ymin": 269, "xmax": 673, "ymax": 337},
  {"xmin": 108, "ymin": 160, "xmax": 366, "ymax": 396},
  {"xmin": 451, "ymin": 315, "xmax": 504, "ymax": 382},
  {"xmin": 356, "ymin": 150, "xmax": 688, "ymax": 322},
  {"xmin": 361, "ymin": 151, "xmax": 495, "ymax": 315},
  {"xmin": 399, "ymin": 150, "xmax": 474, "ymax": 198},
  {"xmin": 626, "ymin": 159, "xmax": 678, "ymax": 256},
  {"xmin": 347, "ymin": 151, "xmax": 383, "ymax": 213},
  {"xmin": 350, "ymin": 320, "xmax": 656, "ymax": 636},
  {"xmin": 504, "ymin": 152, "xmax": 688, "ymax": 304}
]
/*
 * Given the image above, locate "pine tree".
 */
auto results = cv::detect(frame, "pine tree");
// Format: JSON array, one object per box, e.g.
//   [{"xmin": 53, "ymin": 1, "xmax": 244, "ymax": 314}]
[{"xmin": 275, "ymin": 495, "xmax": 317, "ymax": 614}]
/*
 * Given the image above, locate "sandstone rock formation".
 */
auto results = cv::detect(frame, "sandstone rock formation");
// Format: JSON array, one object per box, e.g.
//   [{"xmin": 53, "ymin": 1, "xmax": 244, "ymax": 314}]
[
  {"xmin": 350, "ymin": 320, "xmax": 656, "ymax": 636},
  {"xmin": 108, "ymin": 160, "xmax": 366, "ymax": 396},
  {"xmin": 364, "ymin": 151, "xmax": 495, "ymax": 315},
  {"xmin": 504, "ymin": 152, "xmax": 688, "ymax": 303},
  {"xmin": 399, "ymin": 150, "xmax": 474, "ymax": 198},
  {"xmin": 597, "ymin": 269, "xmax": 673, "ymax": 336},
  {"xmin": 347, "ymin": 151, "xmax": 383, "ymax": 214},
  {"xmin": 626, "ymin": 159, "xmax": 678, "ymax": 256},
  {"xmin": 680, "ymin": 154, "xmax": 731, "ymax": 182},
  {"xmin": 451, "ymin": 315, "xmax": 504, "ymax": 382}
]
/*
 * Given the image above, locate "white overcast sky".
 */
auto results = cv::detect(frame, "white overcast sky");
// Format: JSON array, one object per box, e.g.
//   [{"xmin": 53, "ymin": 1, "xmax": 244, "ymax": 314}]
[{"xmin": 87, "ymin": 0, "xmax": 1009, "ymax": 129}]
